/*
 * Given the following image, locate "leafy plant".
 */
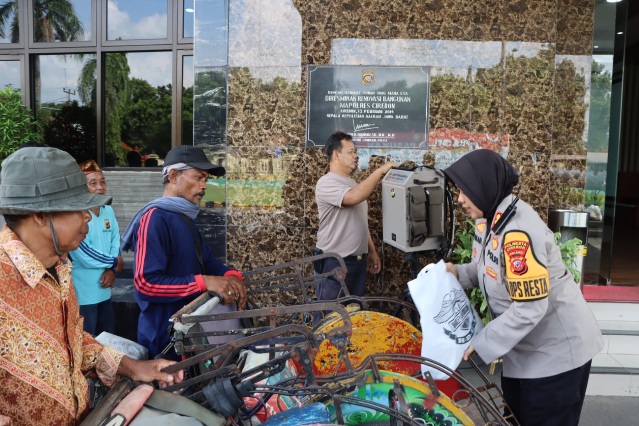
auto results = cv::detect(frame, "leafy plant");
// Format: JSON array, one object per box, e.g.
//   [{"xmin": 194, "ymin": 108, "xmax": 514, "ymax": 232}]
[
  {"xmin": 554, "ymin": 233, "xmax": 584, "ymax": 284},
  {"xmin": 0, "ymin": 87, "xmax": 42, "ymax": 162},
  {"xmin": 451, "ymin": 220, "xmax": 490, "ymax": 325}
]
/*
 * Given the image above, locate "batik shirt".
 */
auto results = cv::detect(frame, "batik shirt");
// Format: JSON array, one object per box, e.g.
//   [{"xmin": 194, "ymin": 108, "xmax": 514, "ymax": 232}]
[{"xmin": 0, "ymin": 226, "xmax": 124, "ymax": 425}]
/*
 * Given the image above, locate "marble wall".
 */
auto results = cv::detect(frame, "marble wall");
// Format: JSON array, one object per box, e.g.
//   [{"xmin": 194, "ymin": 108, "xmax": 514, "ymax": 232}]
[{"xmin": 193, "ymin": 0, "xmax": 595, "ymax": 299}]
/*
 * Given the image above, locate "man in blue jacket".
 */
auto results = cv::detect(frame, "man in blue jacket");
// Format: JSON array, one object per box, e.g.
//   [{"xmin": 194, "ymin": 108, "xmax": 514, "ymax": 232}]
[{"xmin": 122, "ymin": 146, "xmax": 246, "ymax": 359}]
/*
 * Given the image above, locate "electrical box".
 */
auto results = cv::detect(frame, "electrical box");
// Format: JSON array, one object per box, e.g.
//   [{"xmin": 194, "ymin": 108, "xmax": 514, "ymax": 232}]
[{"xmin": 382, "ymin": 167, "xmax": 446, "ymax": 252}]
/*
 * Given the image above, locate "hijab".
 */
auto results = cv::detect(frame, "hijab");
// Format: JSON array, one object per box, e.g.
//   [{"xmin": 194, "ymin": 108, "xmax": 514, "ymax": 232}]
[{"xmin": 443, "ymin": 149, "xmax": 519, "ymax": 223}]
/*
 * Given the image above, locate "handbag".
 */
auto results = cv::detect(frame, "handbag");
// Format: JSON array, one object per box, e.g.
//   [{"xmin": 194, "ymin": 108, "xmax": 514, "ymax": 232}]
[{"xmin": 407, "ymin": 260, "xmax": 483, "ymax": 380}]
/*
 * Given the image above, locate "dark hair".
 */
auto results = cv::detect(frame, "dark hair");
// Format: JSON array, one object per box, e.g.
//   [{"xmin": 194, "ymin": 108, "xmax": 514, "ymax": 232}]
[
  {"xmin": 325, "ymin": 131, "xmax": 352, "ymax": 161},
  {"xmin": 144, "ymin": 157, "xmax": 159, "ymax": 167},
  {"xmin": 126, "ymin": 150, "xmax": 142, "ymax": 167},
  {"xmin": 2, "ymin": 214, "xmax": 29, "ymax": 231}
]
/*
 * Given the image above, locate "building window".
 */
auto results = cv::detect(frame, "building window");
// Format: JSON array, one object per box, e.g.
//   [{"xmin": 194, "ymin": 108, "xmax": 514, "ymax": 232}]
[
  {"xmin": 0, "ymin": 1, "xmax": 20, "ymax": 44},
  {"xmin": 182, "ymin": 54, "xmax": 193, "ymax": 146},
  {"xmin": 0, "ymin": 58, "xmax": 22, "ymax": 90},
  {"xmin": 106, "ymin": 0, "xmax": 168, "ymax": 41},
  {"xmin": 0, "ymin": 0, "xmax": 193, "ymax": 167},
  {"xmin": 32, "ymin": 0, "xmax": 92, "ymax": 43},
  {"xmin": 34, "ymin": 53, "xmax": 97, "ymax": 161},
  {"xmin": 105, "ymin": 51, "xmax": 172, "ymax": 166}
]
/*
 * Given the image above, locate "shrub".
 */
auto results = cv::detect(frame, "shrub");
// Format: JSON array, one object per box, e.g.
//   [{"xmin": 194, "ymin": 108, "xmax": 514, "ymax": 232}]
[{"xmin": 0, "ymin": 87, "xmax": 42, "ymax": 163}]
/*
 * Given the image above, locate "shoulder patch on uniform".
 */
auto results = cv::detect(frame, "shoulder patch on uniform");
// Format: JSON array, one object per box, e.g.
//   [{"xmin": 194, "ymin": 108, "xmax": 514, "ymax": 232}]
[{"xmin": 503, "ymin": 230, "xmax": 549, "ymax": 301}]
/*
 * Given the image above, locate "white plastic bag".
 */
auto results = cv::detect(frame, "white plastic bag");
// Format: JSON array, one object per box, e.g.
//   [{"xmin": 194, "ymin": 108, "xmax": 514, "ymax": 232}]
[
  {"xmin": 407, "ymin": 260, "xmax": 483, "ymax": 380},
  {"xmin": 96, "ymin": 332, "xmax": 149, "ymax": 360}
]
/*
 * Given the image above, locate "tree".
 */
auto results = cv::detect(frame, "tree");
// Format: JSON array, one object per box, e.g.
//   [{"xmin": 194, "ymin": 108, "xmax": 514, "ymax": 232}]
[
  {"xmin": 0, "ymin": 1, "xmax": 84, "ymax": 107},
  {"xmin": 121, "ymin": 79, "xmax": 172, "ymax": 157},
  {"xmin": 0, "ymin": 87, "xmax": 42, "ymax": 162},
  {"xmin": 43, "ymin": 100, "xmax": 97, "ymax": 162},
  {"xmin": 78, "ymin": 52, "xmax": 130, "ymax": 164},
  {"xmin": 0, "ymin": 1, "xmax": 18, "ymax": 42}
]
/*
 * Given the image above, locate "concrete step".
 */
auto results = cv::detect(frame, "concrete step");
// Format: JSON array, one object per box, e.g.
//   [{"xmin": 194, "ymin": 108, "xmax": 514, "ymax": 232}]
[{"xmin": 586, "ymin": 302, "xmax": 639, "ymax": 396}]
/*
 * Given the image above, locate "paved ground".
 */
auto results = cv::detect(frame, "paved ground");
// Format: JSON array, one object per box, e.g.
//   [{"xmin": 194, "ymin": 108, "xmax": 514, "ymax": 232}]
[
  {"xmin": 580, "ymin": 395, "xmax": 638, "ymax": 425},
  {"xmin": 459, "ymin": 359, "xmax": 638, "ymax": 425}
]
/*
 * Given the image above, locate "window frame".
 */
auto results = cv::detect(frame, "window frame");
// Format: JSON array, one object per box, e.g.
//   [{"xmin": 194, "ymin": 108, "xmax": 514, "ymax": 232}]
[
  {"xmin": 27, "ymin": 0, "xmax": 97, "ymax": 48},
  {"xmin": 0, "ymin": 0, "xmax": 194, "ymax": 167},
  {"xmin": 102, "ymin": 0, "xmax": 173, "ymax": 47}
]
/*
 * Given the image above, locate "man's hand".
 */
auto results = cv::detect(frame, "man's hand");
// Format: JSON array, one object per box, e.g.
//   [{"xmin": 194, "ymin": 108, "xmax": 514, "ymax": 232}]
[
  {"xmin": 203, "ymin": 275, "xmax": 246, "ymax": 308},
  {"xmin": 367, "ymin": 250, "xmax": 381, "ymax": 274},
  {"xmin": 227, "ymin": 275, "xmax": 247, "ymax": 310},
  {"xmin": 380, "ymin": 161, "xmax": 398, "ymax": 174},
  {"xmin": 100, "ymin": 269, "xmax": 116, "ymax": 288},
  {"xmin": 117, "ymin": 356, "xmax": 184, "ymax": 389}
]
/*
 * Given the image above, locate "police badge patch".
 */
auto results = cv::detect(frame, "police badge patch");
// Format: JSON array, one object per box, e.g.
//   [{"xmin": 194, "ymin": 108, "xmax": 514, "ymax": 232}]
[
  {"xmin": 503, "ymin": 230, "xmax": 550, "ymax": 301},
  {"xmin": 361, "ymin": 70, "xmax": 374, "ymax": 85}
]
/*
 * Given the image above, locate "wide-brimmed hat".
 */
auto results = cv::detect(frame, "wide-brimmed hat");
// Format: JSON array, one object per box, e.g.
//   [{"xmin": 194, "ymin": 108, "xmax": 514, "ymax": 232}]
[
  {"xmin": 163, "ymin": 145, "xmax": 225, "ymax": 177},
  {"xmin": 0, "ymin": 147, "xmax": 112, "ymax": 215}
]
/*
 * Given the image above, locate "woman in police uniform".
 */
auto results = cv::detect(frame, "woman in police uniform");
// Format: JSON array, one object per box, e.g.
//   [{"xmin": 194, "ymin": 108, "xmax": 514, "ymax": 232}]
[{"xmin": 444, "ymin": 149, "xmax": 603, "ymax": 426}]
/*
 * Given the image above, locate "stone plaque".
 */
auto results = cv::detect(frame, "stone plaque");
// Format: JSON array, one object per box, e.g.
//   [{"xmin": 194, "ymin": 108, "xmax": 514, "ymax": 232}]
[{"xmin": 306, "ymin": 66, "xmax": 429, "ymax": 148}]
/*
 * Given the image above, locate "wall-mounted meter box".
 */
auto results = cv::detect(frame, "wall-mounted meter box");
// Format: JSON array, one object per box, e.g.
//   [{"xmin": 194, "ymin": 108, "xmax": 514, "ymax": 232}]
[{"xmin": 382, "ymin": 167, "xmax": 446, "ymax": 252}]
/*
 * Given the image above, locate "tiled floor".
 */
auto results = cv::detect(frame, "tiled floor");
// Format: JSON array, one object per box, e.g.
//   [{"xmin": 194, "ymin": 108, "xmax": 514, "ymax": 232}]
[{"xmin": 587, "ymin": 301, "xmax": 639, "ymax": 396}]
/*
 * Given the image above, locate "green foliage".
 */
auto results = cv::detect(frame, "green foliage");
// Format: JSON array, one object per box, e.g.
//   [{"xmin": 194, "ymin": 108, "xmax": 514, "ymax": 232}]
[
  {"xmin": 584, "ymin": 189, "xmax": 605, "ymax": 209},
  {"xmin": 43, "ymin": 101, "xmax": 97, "ymax": 162},
  {"xmin": 452, "ymin": 220, "xmax": 475, "ymax": 264},
  {"xmin": 451, "ymin": 220, "xmax": 490, "ymax": 325},
  {"xmin": 121, "ymin": 78, "xmax": 172, "ymax": 157},
  {"xmin": 554, "ymin": 233, "xmax": 584, "ymax": 284},
  {"xmin": 558, "ymin": 186, "xmax": 585, "ymax": 208},
  {"xmin": 0, "ymin": 87, "xmax": 42, "ymax": 162}
]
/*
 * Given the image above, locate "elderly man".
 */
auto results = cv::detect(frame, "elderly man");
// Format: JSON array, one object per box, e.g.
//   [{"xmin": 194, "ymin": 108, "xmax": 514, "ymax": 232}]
[
  {"xmin": 315, "ymin": 131, "xmax": 396, "ymax": 301},
  {"xmin": 69, "ymin": 160, "xmax": 124, "ymax": 336},
  {"xmin": 0, "ymin": 147, "xmax": 182, "ymax": 426},
  {"xmin": 122, "ymin": 145, "xmax": 247, "ymax": 360}
]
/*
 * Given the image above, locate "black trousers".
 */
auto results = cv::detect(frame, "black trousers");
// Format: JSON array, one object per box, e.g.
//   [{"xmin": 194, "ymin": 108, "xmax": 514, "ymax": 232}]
[{"xmin": 501, "ymin": 360, "xmax": 592, "ymax": 426}]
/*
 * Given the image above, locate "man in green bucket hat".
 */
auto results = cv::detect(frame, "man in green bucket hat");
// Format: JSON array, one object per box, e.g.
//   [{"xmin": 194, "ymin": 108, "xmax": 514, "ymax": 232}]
[{"xmin": 0, "ymin": 147, "xmax": 183, "ymax": 426}]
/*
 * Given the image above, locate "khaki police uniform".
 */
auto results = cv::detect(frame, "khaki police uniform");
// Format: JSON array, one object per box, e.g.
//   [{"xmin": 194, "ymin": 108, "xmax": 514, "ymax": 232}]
[{"xmin": 457, "ymin": 195, "xmax": 603, "ymax": 379}]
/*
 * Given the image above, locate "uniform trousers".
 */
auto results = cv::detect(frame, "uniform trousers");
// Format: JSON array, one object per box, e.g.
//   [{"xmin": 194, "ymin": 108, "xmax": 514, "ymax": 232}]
[{"xmin": 501, "ymin": 360, "xmax": 592, "ymax": 426}]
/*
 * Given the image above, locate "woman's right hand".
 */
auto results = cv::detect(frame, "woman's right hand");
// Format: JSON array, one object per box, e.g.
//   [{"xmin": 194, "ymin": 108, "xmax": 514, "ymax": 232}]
[{"xmin": 445, "ymin": 262, "xmax": 459, "ymax": 279}]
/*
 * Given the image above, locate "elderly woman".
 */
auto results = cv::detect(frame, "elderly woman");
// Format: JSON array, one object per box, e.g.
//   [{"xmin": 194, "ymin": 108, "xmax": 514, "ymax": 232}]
[
  {"xmin": 0, "ymin": 147, "xmax": 182, "ymax": 425},
  {"xmin": 443, "ymin": 149, "xmax": 603, "ymax": 426}
]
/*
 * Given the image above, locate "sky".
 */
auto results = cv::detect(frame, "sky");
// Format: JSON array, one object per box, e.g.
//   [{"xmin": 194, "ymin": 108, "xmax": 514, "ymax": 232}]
[{"xmin": 34, "ymin": 0, "xmax": 190, "ymax": 104}]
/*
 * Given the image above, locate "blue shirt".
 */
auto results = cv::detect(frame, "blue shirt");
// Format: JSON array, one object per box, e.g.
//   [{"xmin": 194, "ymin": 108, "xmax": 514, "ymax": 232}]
[
  {"xmin": 131, "ymin": 207, "xmax": 233, "ymax": 358},
  {"xmin": 69, "ymin": 206, "xmax": 120, "ymax": 305}
]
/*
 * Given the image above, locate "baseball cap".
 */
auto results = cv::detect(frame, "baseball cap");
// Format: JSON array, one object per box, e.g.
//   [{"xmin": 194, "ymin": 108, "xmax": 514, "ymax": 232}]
[{"xmin": 163, "ymin": 146, "xmax": 225, "ymax": 177}]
